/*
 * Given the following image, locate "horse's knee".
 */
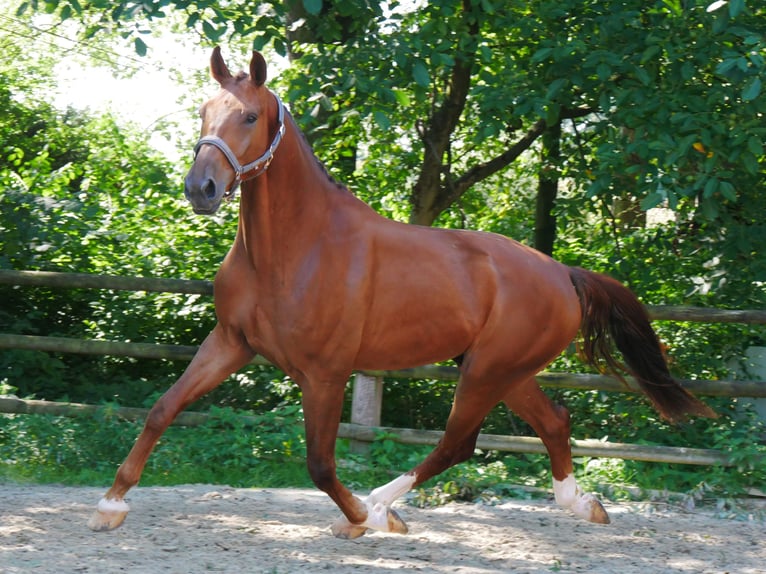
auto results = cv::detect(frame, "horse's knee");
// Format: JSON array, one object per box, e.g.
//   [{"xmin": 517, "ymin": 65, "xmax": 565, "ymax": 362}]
[
  {"xmin": 144, "ymin": 399, "xmax": 175, "ymax": 434},
  {"xmin": 306, "ymin": 457, "xmax": 336, "ymax": 492}
]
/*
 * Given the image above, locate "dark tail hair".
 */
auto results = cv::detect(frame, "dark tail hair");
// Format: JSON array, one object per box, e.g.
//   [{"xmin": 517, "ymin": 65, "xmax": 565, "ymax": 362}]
[{"xmin": 568, "ymin": 267, "xmax": 716, "ymax": 423}]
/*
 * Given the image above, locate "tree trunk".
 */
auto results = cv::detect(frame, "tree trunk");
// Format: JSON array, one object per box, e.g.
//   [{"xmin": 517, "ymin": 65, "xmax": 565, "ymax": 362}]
[{"xmin": 534, "ymin": 122, "xmax": 561, "ymax": 256}]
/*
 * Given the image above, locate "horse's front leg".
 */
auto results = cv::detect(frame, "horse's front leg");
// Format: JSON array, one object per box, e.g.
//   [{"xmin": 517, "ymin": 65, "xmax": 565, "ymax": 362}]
[
  {"xmin": 299, "ymin": 382, "xmax": 408, "ymax": 539},
  {"xmin": 88, "ymin": 324, "xmax": 254, "ymax": 531}
]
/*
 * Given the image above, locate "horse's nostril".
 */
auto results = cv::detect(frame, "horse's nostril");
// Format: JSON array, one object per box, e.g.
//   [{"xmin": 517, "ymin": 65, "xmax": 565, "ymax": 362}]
[{"xmin": 202, "ymin": 179, "xmax": 217, "ymax": 200}]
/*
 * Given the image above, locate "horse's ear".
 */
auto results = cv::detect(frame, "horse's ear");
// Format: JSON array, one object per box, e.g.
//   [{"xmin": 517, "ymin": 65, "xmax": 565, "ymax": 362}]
[
  {"xmin": 250, "ymin": 51, "xmax": 267, "ymax": 87},
  {"xmin": 210, "ymin": 46, "xmax": 232, "ymax": 84}
]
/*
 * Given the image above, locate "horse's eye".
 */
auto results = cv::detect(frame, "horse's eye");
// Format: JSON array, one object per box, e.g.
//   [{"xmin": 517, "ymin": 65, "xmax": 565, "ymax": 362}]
[{"xmin": 246, "ymin": 113, "xmax": 258, "ymax": 124}]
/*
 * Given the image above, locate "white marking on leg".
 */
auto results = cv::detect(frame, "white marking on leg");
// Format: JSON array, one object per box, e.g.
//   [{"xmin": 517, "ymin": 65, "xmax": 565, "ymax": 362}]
[
  {"xmin": 552, "ymin": 474, "xmax": 609, "ymax": 523},
  {"xmin": 552, "ymin": 474, "xmax": 578, "ymax": 508},
  {"xmin": 360, "ymin": 501, "xmax": 391, "ymax": 531},
  {"xmin": 360, "ymin": 473, "xmax": 415, "ymax": 531},
  {"xmin": 331, "ymin": 473, "xmax": 417, "ymax": 537},
  {"xmin": 367, "ymin": 473, "xmax": 416, "ymax": 507},
  {"xmin": 96, "ymin": 497, "xmax": 130, "ymax": 513}
]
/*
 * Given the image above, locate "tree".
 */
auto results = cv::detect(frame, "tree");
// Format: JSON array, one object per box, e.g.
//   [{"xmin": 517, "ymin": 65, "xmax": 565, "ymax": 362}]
[
  {"xmin": 0, "ymin": 22, "xmax": 232, "ymax": 403},
  {"xmin": 20, "ymin": 1, "xmax": 764, "ymax": 244}
]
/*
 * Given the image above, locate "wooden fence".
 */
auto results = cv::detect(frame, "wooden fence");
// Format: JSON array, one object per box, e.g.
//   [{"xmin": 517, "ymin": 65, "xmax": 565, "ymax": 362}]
[{"xmin": 1, "ymin": 268, "xmax": 765, "ymax": 467}]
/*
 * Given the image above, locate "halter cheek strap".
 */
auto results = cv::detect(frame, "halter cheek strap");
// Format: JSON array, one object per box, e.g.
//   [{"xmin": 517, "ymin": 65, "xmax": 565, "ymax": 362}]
[{"xmin": 192, "ymin": 91, "xmax": 286, "ymax": 198}]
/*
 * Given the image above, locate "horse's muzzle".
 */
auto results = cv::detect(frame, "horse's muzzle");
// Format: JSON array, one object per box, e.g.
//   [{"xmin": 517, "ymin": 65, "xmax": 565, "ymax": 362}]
[{"xmin": 184, "ymin": 173, "xmax": 223, "ymax": 215}]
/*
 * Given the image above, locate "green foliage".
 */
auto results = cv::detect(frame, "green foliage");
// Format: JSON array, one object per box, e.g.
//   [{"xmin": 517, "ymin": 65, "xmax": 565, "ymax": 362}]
[
  {"xmin": 0, "ymin": 404, "xmax": 313, "ymax": 486},
  {"xmin": 22, "ymin": 1, "xmax": 765, "ymax": 223},
  {"xmin": 1, "ymin": 398, "xmax": 764, "ymax": 509},
  {"xmin": 0, "ymin": 20, "xmax": 298, "ymax": 411}
]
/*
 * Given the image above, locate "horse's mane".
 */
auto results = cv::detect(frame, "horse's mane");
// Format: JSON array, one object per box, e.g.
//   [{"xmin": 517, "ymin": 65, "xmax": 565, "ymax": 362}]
[
  {"xmin": 233, "ymin": 71, "xmax": 348, "ymax": 193},
  {"xmin": 285, "ymin": 108, "xmax": 349, "ymax": 194}
]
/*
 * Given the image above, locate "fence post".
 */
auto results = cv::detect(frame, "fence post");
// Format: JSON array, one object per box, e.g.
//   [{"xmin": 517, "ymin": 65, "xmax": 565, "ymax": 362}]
[
  {"xmin": 740, "ymin": 347, "xmax": 766, "ymax": 425},
  {"xmin": 349, "ymin": 373, "xmax": 383, "ymax": 454}
]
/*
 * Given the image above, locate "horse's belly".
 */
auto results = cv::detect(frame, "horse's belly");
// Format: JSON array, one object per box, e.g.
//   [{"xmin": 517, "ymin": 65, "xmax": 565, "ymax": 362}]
[{"xmin": 352, "ymin": 313, "xmax": 474, "ymax": 371}]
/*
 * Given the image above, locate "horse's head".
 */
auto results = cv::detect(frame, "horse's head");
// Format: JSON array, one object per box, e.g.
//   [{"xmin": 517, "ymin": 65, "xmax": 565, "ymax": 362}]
[{"xmin": 184, "ymin": 47, "xmax": 285, "ymax": 215}]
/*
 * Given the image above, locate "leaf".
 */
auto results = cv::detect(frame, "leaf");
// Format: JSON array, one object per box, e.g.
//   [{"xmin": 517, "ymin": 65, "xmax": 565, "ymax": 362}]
[
  {"xmin": 481, "ymin": 0, "xmax": 495, "ymax": 14},
  {"xmin": 531, "ymin": 47, "xmax": 553, "ymax": 64},
  {"xmin": 274, "ymin": 38, "xmax": 287, "ymax": 57},
  {"xmin": 747, "ymin": 136, "xmax": 763, "ymax": 157},
  {"xmin": 133, "ymin": 37, "xmax": 147, "ymax": 57},
  {"xmin": 728, "ymin": 0, "xmax": 745, "ymax": 18},
  {"xmin": 715, "ymin": 58, "xmax": 739, "ymax": 77},
  {"xmin": 545, "ymin": 78, "xmax": 568, "ymax": 100},
  {"xmin": 84, "ymin": 24, "xmax": 104, "ymax": 39},
  {"xmin": 202, "ymin": 20, "xmax": 217, "ymax": 41},
  {"xmin": 596, "ymin": 62, "xmax": 611, "ymax": 81},
  {"xmin": 719, "ymin": 181, "xmax": 737, "ymax": 201},
  {"xmin": 742, "ymin": 77, "xmax": 761, "ymax": 102},
  {"xmin": 545, "ymin": 102, "xmax": 560, "ymax": 126},
  {"xmin": 640, "ymin": 44, "xmax": 661, "ymax": 65},
  {"xmin": 700, "ymin": 197, "xmax": 719, "ymax": 219},
  {"xmin": 479, "ymin": 44, "xmax": 492, "ymax": 63},
  {"xmin": 303, "ymin": 0, "xmax": 323, "ymax": 16},
  {"xmin": 634, "ymin": 67, "xmax": 651, "ymax": 86},
  {"xmin": 252, "ymin": 35, "xmax": 268, "ymax": 51},
  {"xmin": 742, "ymin": 152, "xmax": 759, "ymax": 175},
  {"xmin": 392, "ymin": 89, "xmax": 411, "ymax": 107},
  {"xmin": 640, "ymin": 192, "xmax": 664, "ymax": 210},
  {"xmin": 413, "ymin": 61, "xmax": 430, "ymax": 88},
  {"xmin": 373, "ymin": 110, "xmax": 390, "ymax": 131},
  {"xmin": 703, "ymin": 177, "xmax": 719, "ymax": 198}
]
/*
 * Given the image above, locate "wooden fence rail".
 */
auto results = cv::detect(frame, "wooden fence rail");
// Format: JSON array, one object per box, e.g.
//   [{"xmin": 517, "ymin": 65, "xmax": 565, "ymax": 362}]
[
  {"xmin": 2, "ymin": 268, "xmax": 765, "ymax": 467},
  {"xmin": 1, "ymin": 333, "xmax": 765, "ymax": 397},
  {"xmin": 0, "ymin": 396, "xmax": 734, "ymax": 466},
  {"xmin": 3, "ymin": 269, "xmax": 766, "ymax": 324}
]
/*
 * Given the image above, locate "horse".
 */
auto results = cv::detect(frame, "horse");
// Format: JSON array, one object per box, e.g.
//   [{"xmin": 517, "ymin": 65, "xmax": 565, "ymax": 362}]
[{"xmin": 88, "ymin": 48, "xmax": 715, "ymax": 538}]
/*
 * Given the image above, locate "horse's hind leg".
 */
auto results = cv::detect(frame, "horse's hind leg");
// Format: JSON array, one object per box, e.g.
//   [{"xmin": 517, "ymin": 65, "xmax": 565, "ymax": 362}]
[
  {"xmin": 503, "ymin": 377, "xmax": 609, "ymax": 524},
  {"xmin": 88, "ymin": 324, "xmax": 254, "ymax": 531}
]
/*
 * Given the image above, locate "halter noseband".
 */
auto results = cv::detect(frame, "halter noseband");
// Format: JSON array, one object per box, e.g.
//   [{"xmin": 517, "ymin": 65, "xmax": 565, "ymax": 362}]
[{"xmin": 192, "ymin": 91, "xmax": 286, "ymax": 198}]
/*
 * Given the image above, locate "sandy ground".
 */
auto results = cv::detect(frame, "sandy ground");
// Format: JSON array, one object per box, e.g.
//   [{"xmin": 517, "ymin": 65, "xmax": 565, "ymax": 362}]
[{"xmin": 1, "ymin": 484, "xmax": 763, "ymax": 574}]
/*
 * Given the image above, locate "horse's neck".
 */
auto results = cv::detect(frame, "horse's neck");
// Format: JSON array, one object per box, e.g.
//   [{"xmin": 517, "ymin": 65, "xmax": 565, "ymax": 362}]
[{"xmin": 236, "ymin": 118, "xmax": 347, "ymax": 269}]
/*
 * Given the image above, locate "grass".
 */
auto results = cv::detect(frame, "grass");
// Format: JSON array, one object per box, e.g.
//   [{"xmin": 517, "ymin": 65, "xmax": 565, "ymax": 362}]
[{"xmin": 1, "ymin": 404, "xmax": 764, "ymax": 516}]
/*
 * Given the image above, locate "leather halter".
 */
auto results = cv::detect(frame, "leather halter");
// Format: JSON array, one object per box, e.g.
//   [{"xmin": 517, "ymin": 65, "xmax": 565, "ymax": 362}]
[{"xmin": 192, "ymin": 91, "xmax": 286, "ymax": 198}]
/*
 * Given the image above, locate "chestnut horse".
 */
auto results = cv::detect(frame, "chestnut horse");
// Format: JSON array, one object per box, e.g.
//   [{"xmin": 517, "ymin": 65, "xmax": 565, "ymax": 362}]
[{"xmin": 88, "ymin": 49, "xmax": 714, "ymax": 538}]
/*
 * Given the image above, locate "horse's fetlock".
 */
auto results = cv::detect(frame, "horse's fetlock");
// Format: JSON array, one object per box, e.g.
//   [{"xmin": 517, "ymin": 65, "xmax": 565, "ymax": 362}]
[{"xmin": 552, "ymin": 474, "xmax": 579, "ymax": 508}]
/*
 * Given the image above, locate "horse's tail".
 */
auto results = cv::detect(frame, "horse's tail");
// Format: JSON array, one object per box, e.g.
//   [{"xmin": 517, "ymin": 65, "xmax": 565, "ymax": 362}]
[{"xmin": 568, "ymin": 266, "xmax": 716, "ymax": 423}]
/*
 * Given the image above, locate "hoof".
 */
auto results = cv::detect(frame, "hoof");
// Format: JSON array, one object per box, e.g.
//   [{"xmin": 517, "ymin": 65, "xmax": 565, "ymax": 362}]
[
  {"xmin": 87, "ymin": 497, "xmax": 130, "ymax": 531},
  {"xmin": 330, "ymin": 516, "xmax": 368, "ymax": 539},
  {"xmin": 573, "ymin": 493, "xmax": 610, "ymax": 524},
  {"xmin": 87, "ymin": 509, "xmax": 128, "ymax": 531},
  {"xmin": 386, "ymin": 507, "xmax": 408, "ymax": 534},
  {"xmin": 330, "ymin": 507, "xmax": 408, "ymax": 538},
  {"xmin": 587, "ymin": 498, "xmax": 610, "ymax": 524}
]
